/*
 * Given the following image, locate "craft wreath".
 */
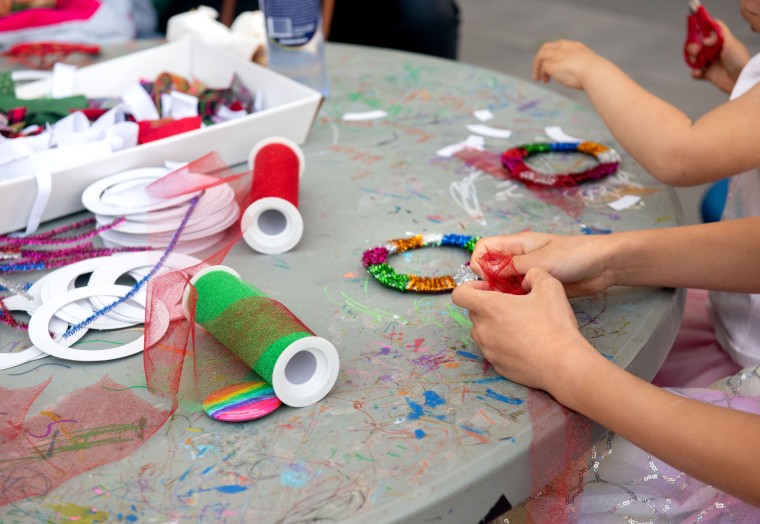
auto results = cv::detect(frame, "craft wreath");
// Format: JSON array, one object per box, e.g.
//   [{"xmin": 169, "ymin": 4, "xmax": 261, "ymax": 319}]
[
  {"xmin": 500, "ymin": 141, "xmax": 620, "ymax": 188},
  {"xmin": 362, "ymin": 233, "xmax": 480, "ymax": 293}
]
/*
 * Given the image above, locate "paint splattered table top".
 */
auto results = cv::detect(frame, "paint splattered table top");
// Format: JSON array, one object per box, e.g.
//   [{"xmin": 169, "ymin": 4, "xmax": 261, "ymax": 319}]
[{"xmin": 0, "ymin": 43, "xmax": 684, "ymax": 524}]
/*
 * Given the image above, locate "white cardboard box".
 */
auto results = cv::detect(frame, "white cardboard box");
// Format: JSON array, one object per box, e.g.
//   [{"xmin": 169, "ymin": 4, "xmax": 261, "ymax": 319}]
[{"xmin": 1, "ymin": 39, "xmax": 322, "ymax": 234}]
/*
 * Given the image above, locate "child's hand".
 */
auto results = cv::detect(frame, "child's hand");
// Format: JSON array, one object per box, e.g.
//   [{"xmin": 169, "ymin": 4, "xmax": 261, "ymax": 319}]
[
  {"xmin": 688, "ymin": 20, "xmax": 750, "ymax": 94},
  {"xmin": 0, "ymin": 0, "xmax": 12, "ymax": 16},
  {"xmin": 469, "ymin": 232, "xmax": 615, "ymax": 298},
  {"xmin": 532, "ymin": 40, "xmax": 608, "ymax": 90},
  {"xmin": 451, "ymin": 268, "xmax": 594, "ymax": 392}
]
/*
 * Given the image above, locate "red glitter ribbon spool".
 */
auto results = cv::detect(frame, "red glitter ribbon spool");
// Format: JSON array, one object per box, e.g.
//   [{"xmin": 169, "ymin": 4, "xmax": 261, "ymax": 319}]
[{"xmin": 241, "ymin": 137, "xmax": 305, "ymax": 254}]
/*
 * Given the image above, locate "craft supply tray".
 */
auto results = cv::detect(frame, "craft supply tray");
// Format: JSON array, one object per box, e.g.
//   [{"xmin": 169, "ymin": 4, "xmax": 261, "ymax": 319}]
[{"xmin": 0, "ymin": 38, "xmax": 322, "ymax": 234}]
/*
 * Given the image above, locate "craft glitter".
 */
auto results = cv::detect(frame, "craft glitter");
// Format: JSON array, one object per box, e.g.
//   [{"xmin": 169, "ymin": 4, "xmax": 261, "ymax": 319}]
[
  {"xmin": 500, "ymin": 141, "xmax": 620, "ymax": 188},
  {"xmin": 362, "ymin": 233, "xmax": 480, "ymax": 293}
]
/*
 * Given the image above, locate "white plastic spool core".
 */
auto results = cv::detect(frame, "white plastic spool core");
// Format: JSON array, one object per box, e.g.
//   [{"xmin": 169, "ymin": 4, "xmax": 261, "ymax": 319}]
[
  {"xmin": 272, "ymin": 335, "xmax": 339, "ymax": 408},
  {"xmin": 241, "ymin": 197, "xmax": 304, "ymax": 254}
]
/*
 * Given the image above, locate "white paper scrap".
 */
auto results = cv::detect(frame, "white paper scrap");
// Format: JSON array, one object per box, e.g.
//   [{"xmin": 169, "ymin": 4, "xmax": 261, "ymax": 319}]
[
  {"xmin": 436, "ymin": 136, "xmax": 485, "ymax": 158},
  {"xmin": 544, "ymin": 125, "xmax": 584, "ymax": 143},
  {"xmin": 121, "ymin": 83, "xmax": 160, "ymax": 121},
  {"xmin": 436, "ymin": 143, "xmax": 467, "ymax": 158},
  {"xmin": 11, "ymin": 70, "xmax": 51, "ymax": 82},
  {"xmin": 608, "ymin": 195, "xmax": 641, "ymax": 211},
  {"xmin": 465, "ymin": 135, "xmax": 485, "ymax": 148},
  {"xmin": 466, "ymin": 124, "xmax": 512, "ymax": 139},
  {"xmin": 51, "ymin": 63, "xmax": 77, "ymax": 99},
  {"xmin": 473, "ymin": 109, "xmax": 494, "ymax": 121},
  {"xmin": 168, "ymin": 90, "xmax": 199, "ymax": 119},
  {"xmin": 341, "ymin": 110, "xmax": 389, "ymax": 121}
]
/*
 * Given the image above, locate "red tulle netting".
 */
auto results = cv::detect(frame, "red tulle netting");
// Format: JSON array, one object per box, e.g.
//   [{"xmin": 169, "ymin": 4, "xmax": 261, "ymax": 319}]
[
  {"xmin": 0, "ymin": 153, "xmax": 256, "ymax": 507},
  {"xmin": 0, "ymin": 376, "xmax": 170, "ymax": 506},
  {"xmin": 477, "ymin": 249, "xmax": 592, "ymax": 522},
  {"xmin": 143, "ymin": 152, "xmax": 256, "ymax": 407},
  {"xmin": 476, "ymin": 249, "xmax": 526, "ymax": 295}
]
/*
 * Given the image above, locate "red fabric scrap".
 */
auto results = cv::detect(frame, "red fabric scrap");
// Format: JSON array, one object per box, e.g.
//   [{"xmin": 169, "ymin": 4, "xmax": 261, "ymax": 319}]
[{"xmin": 137, "ymin": 116, "xmax": 202, "ymax": 145}]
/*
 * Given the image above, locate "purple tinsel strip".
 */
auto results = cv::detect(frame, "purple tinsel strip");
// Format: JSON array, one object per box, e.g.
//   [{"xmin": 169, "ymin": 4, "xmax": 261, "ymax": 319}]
[{"xmin": 0, "ymin": 217, "xmax": 126, "ymax": 246}]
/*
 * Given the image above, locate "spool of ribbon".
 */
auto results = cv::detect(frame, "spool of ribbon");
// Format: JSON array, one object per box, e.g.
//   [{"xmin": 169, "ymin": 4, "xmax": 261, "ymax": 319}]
[
  {"xmin": 182, "ymin": 265, "xmax": 339, "ymax": 420},
  {"xmin": 241, "ymin": 136, "xmax": 305, "ymax": 254}
]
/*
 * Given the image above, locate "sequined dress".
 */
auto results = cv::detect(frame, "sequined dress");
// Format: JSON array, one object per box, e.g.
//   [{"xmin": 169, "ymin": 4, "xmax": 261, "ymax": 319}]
[{"xmin": 571, "ymin": 367, "xmax": 760, "ymax": 522}]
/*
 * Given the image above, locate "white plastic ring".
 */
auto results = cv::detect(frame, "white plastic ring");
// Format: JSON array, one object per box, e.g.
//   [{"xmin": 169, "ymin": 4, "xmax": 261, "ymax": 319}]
[
  {"xmin": 28, "ymin": 285, "xmax": 158, "ymax": 362},
  {"xmin": 81, "ymin": 167, "xmax": 198, "ymax": 216}
]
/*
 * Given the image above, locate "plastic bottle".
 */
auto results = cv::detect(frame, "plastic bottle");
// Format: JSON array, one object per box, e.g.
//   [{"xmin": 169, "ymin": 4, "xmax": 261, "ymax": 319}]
[{"xmin": 260, "ymin": 0, "xmax": 329, "ymax": 96}]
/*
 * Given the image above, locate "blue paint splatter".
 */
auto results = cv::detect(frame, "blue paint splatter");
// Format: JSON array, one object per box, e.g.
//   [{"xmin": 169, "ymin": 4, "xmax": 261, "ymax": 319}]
[
  {"xmin": 456, "ymin": 350, "xmax": 482, "ymax": 361},
  {"xmin": 125, "ymin": 515, "xmax": 138, "ymax": 523},
  {"xmin": 405, "ymin": 396, "xmax": 446, "ymax": 421},
  {"xmin": 409, "ymin": 189, "xmax": 431, "ymax": 200},
  {"xmin": 518, "ymin": 99, "xmax": 541, "ymax": 111},
  {"xmin": 280, "ymin": 465, "xmax": 311, "ymax": 489},
  {"xmin": 178, "ymin": 467, "xmax": 191, "ymax": 481},
  {"xmin": 424, "ymin": 391, "xmax": 446, "ymax": 408},
  {"xmin": 414, "ymin": 429, "xmax": 426, "ymax": 439},
  {"xmin": 215, "ymin": 485, "xmax": 248, "ymax": 494},
  {"xmin": 406, "ymin": 398, "xmax": 425, "ymax": 420},
  {"xmin": 460, "ymin": 425, "xmax": 485, "ymax": 434},
  {"xmin": 485, "ymin": 389, "xmax": 524, "ymax": 405},
  {"xmin": 580, "ymin": 225, "xmax": 612, "ymax": 235},
  {"xmin": 472, "ymin": 376, "xmax": 506, "ymax": 384}
]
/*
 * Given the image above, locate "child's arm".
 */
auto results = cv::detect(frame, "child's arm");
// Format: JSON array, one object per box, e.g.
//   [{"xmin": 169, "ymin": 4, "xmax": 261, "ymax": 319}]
[
  {"xmin": 469, "ymin": 217, "xmax": 760, "ymax": 295},
  {"xmin": 532, "ymin": 40, "xmax": 760, "ymax": 186},
  {"xmin": 452, "ymin": 270, "xmax": 760, "ymax": 506}
]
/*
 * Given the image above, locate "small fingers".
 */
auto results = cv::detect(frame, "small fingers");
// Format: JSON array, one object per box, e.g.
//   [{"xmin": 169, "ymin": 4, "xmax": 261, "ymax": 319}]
[
  {"xmin": 532, "ymin": 42, "xmax": 555, "ymax": 82},
  {"xmin": 522, "ymin": 266, "xmax": 562, "ymax": 293},
  {"xmin": 451, "ymin": 281, "xmax": 486, "ymax": 311}
]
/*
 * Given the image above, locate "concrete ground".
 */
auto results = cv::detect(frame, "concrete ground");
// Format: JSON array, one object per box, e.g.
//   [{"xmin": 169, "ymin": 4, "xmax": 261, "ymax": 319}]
[{"xmin": 457, "ymin": 0, "xmax": 759, "ymax": 225}]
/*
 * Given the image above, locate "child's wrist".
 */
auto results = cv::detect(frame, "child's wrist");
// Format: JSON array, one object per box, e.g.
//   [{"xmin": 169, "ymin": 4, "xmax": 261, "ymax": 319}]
[{"xmin": 548, "ymin": 335, "xmax": 612, "ymax": 409}]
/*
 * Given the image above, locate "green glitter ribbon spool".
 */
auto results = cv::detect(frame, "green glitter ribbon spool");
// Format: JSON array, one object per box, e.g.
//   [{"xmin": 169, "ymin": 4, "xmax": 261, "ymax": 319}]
[{"xmin": 183, "ymin": 265, "xmax": 340, "ymax": 407}]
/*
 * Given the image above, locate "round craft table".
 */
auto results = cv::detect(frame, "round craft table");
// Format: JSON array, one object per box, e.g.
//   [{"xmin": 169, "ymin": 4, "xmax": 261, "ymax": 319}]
[{"xmin": 0, "ymin": 43, "xmax": 684, "ymax": 523}]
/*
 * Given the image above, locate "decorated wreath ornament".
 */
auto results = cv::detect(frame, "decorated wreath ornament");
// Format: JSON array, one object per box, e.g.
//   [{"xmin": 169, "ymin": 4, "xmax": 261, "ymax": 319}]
[{"xmin": 500, "ymin": 141, "xmax": 620, "ymax": 188}]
